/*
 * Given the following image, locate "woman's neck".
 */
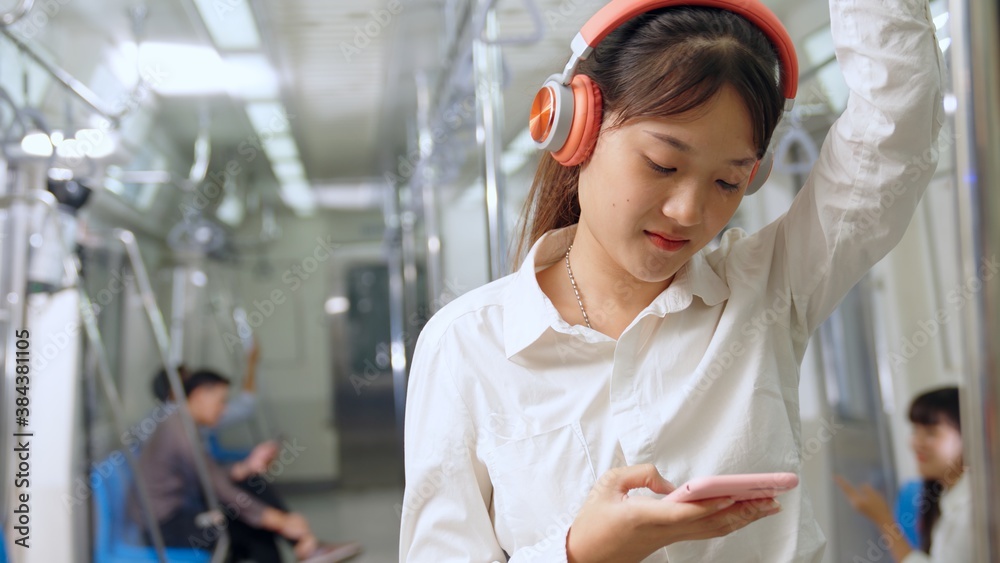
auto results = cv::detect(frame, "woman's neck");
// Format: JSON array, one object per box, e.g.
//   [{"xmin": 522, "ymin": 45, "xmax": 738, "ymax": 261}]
[
  {"xmin": 939, "ymin": 465, "xmax": 965, "ymax": 489},
  {"xmin": 538, "ymin": 222, "xmax": 673, "ymax": 339}
]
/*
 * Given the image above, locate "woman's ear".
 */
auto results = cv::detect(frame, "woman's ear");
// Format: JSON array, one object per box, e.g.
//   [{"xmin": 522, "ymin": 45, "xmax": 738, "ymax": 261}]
[{"xmin": 579, "ymin": 114, "xmax": 619, "ymax": 172}]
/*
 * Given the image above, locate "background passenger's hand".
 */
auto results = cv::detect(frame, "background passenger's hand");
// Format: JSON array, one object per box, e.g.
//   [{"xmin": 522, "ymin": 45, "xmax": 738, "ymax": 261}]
[
  {"xmin": 293, "ymin": 532, "xmax": 319, "ymax": 559},
  {"xmin": 244, "ymin": 440, "xmax": 280, "ymax": 474},
  {"xmin": 834, "ymin": 475, "xmax": 893, "ymax": 526},
  {"xmin": 279, "ymin": 512, "xmax": 312, "ymax": 541},
  {"xmin": 566, "ymin": 464, "xmax": 782, "ymax": 563}
]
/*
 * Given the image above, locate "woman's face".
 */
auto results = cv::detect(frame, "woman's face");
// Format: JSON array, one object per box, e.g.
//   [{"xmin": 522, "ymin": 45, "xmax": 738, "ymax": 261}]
[
  {"xmin": 910, "ymin": 422, "xmax": 963, "ymax": 480},
  {"xmin": 577, "ymin": 84, "xmax": 757, "ymax": 283}
]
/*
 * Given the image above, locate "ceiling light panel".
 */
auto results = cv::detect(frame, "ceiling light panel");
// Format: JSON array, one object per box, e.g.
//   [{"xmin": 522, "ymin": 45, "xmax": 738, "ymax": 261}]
[
  {"xmin": 224, "ymin": 54, "xmax": 280, "ymax": 99},
  {"xmin": 263, "ymin": 135, "xmax": 300, "ymax": 161},
  {"xmin": 192, "ymin": 0, "xmax": 263, "ymax": 50},
  {"xmin": 138, "ymin": 42, "xmax": 226, "ymax": 95},
  {"xmin": 245, "ymin": 101, "xmax": 292, "ymax": 136},
  {"xmin": 273, "ymin": 160, "xmax": 305, "ymax": 181},
  {"xmin": 279, "ymin": 179, "xmax": 315, "ymax": 215}
]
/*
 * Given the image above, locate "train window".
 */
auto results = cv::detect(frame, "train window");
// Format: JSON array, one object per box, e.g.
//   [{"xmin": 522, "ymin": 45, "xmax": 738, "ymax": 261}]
[
  {"xmin": 818, "ymin": 282, "xmax": 882, "ymax": 422},
  {"xmin": 802, "ymin": 27, "xmax": 849, "ymax": 113}
]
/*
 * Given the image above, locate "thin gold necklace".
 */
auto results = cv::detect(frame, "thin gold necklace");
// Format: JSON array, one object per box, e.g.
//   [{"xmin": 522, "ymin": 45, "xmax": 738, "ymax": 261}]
[{"xmin": 564, "ymin": 245, "xmax": 591, "ymax": 329}]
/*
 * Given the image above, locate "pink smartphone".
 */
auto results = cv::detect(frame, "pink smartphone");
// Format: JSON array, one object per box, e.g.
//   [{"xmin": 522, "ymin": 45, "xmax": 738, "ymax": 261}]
[{"xmin": 663, "ymin": 472, "xmax": 799, "ymax": 503}]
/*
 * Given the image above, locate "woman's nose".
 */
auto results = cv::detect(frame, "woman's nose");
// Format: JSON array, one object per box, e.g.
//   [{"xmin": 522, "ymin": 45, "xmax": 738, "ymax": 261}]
[{"xmin": 661, "ymin": 180, "xmax": 705, "ymax": 227}]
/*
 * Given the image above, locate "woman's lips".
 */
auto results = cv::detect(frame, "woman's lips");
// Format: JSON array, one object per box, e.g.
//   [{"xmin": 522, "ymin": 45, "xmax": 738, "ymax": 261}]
[{"xmin": 645, "ymin": 231, "xmax": 689, "ymax": 252}]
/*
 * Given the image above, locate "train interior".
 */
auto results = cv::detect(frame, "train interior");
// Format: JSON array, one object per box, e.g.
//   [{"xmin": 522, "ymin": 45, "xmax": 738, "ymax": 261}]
[{"xmin": 0, "ymin": 0, "xmax": 997, "ymax": 562}]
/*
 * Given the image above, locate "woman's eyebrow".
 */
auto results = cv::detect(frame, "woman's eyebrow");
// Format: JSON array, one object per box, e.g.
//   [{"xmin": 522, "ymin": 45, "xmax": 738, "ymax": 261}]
[
  {"xmin": 644, "ymin": 130, "xmax": 693, "ymax": 152},
  {"xmin": 643, "ymin": 130, "xmax": 756, "ymax": 167}
]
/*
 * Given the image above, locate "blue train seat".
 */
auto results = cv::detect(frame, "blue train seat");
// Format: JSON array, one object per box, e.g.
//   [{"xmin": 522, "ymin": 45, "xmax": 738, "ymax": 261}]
[
  {"xmin": 206, "ymin": 432, "xmax": 252, "ymax": 465},
  {"xmin": 1, "ymin": 528, "xmax": 8, "ymax": 563},
  {"xmin": 894, "ymin": 478, "xmax": 924, "ymax": 550},
  {"xmin": 91, "ymin": 453, "xmax": 211, "ymax": 563}
]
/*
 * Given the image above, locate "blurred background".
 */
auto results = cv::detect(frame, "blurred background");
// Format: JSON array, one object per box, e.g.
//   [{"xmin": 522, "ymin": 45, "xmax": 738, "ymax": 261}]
[{"xmin": 0, "ymin": 0, "xmax": 997, "ymax": 561}]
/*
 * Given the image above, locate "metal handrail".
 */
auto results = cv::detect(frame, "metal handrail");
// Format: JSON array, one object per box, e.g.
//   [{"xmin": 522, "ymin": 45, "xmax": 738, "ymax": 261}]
[
  {"xmin": 475, "ymin": 0, "xmax": 544, "ymax": 46},
  {"xmin": 115, "ymin": 229, "xmax": 229, "ymax": 563},
  {"xmin": 0, "ymin": 27, "xmax": 121, "ymax": 126},
  {"xmin": 0, "ymin": 169, "xmax": 30, "ymax": 563},
  {"xmin": 0, "ymin": 192, "xmax": 229, "ymax": 563},
  {"xmin": 951, "ymin": 0, "xmax": 1000, "ymax": 558},
  {"xmin": 0, "ymin": 191, "xmax": 173, "ymax": 563},
  {"xmin": 474, "ymin": 1, "xmax": 509, "ymax": 280}
]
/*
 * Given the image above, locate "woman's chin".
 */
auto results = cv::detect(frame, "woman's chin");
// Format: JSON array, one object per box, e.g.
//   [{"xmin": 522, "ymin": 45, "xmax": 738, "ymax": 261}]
[
  {"xmin": 916, "ymin": 464, "xmax": 944, "ymax": 481},
  {"xmin": 626, "ymin": 255, "xmax": 685, "ymax": 284}
]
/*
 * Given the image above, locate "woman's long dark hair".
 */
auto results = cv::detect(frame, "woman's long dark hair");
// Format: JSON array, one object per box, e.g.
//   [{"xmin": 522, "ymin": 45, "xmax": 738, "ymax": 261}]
[
  {"xmin": 512, "ymin": 6, "xmax": 784, "ymax": 267},
  {"xmin": 908, "ymin": 386, "xmax": 961, "ymax": 553}
]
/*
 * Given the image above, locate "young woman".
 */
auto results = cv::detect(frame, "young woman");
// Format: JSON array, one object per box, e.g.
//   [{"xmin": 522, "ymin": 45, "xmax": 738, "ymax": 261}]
[
  {"xmin": 399, "ymin": 0, "xmax": 945, "ymax": 560},
  {"xmin": 837, "ymin": 387, "xmax": 972, "ymax": 562}
]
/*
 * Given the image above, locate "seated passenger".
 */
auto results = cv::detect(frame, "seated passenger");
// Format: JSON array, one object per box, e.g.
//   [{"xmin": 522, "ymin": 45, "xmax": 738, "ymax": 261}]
[
  {"xmin": 836, "ymin": 386, "xmax": 972, "ymax": 562},
  {"xmin": 152, "ymin": 341, "xmax": 261, "ymax": 430},
  {"xmin": 129, "ymin": 369, "xmax": 361, "ymax": 563},
  {"xmin": 150, "ymin": 351, "xmax": 271, "ymax": 464}
]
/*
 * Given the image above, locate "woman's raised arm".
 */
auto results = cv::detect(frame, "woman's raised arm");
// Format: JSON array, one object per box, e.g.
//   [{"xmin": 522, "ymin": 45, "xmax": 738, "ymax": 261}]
[{"xmin": 766, "ymin": 0, "xmax": 946, "ymax": 334}]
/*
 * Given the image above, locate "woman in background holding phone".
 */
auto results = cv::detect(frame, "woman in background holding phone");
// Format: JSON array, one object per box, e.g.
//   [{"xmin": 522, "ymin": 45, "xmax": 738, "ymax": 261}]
[
  {"xmin": 399, "ymin": 0, "xmax": 946, "ymax": 560},
  {"xmin": 836, "ymin": 387, "xmax": 972, "ymax": 562}
]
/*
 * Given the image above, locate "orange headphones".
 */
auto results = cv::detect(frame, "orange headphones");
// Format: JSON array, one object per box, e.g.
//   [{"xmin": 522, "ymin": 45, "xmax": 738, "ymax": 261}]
[{"xmin": 529, "ymin": 0, "xmax": 799, "ymax": 194}]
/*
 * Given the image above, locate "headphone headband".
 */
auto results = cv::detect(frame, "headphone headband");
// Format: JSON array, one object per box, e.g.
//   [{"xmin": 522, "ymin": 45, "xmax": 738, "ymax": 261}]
[
  {"xmin": 559, "ymin": 0, "xmax": 798, "ymax": 107},
  {"xmin": 532, "ymin": 0, "xmax": 799, "ymax": 181}
]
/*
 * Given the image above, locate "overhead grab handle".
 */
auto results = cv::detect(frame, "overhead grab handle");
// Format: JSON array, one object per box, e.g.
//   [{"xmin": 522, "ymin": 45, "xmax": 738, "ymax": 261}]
[
  {"xmin": 476, "ymin": 0, "xmax": 546, "ymax": 46},
  {"xmin": 773, "ymin": 113, "xmax": 820, "ymax": 177},
  {"xmin": 0, "ymin": 0, "xmax": 34, "ymax": 26}
]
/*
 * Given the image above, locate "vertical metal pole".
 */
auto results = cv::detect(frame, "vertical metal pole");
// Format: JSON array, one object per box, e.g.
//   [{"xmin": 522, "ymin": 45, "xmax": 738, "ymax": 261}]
[
  {"xmin": 0, "ymin": 157, "xmax": 8, "ymax": 552},
  {"xmin": 76, "ymin": 268, "xmax": 171, "ymax": 563},
  {"xmin": 474, "ymin": 2, "xmax": 508, "ymax": 280},
  {"xmin": 415, "ymin": 72, "xmax": 444, "ymax": 312},
  {"xmin": 170, "ymin": 266, "xmax": 187, "ymax": 367},
  {"xmin": 1, "ymin": 165, "xmax": 31, "ymax": 563},
  {"xmin": 400, "ymin": 200, "xmax": 419, "ymax": 351},
  {"xmin": 383, "ymin": 179, "xmax": 408, "ymax": 448},
  {"xmin": 0, "ymin": 192, "xmax": 171, "ymax": 563},
  {"xmin": 950, "ymin": 0, "xmax": 1000, "ymax": 559},
  {"xmin": 117, "ymin": 231, "xmax": 229, "ymax": 563}
]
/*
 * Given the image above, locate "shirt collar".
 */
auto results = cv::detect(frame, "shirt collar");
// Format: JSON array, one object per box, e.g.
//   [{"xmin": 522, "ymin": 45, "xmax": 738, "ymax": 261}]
[
  {"xmin": 502, "ymin": 226, "xmax": 575, "ymax": 359},
  {"xmin": 502, "ymin": 224, "xmax": 730, "ymax": 359},
  {"xmin": 648, "ymin": 243, "xmax": 731, "ymax": 315},
  {"xmin": 941, "ymin": 471, "xmax": 970, "ymax": 514}
]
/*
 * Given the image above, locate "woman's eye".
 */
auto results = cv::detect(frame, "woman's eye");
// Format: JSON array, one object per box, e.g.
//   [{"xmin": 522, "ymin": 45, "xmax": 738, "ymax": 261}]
[
  {"xmin": 717, "ymin": 180, "xmax": 741, "ymax": 192},
  {"xmin": 644, "ymin": 157, "xmax": 675, "ymax": 175}
]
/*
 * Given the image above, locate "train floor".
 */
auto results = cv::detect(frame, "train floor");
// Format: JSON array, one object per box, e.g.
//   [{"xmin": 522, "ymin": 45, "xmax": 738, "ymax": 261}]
[{"xmin": 284, "ymin": 487, "xmax": 403, "ymax": 563}]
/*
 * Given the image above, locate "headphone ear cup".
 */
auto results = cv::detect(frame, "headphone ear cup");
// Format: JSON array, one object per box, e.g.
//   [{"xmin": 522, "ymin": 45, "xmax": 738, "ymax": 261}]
[
  {"xmin": 552, "ymin": 75, "xmax": 603, "ymax": 166},
  {"xmin": 746, "ymin": 151, "xmax": 773, "ymax": 195}
]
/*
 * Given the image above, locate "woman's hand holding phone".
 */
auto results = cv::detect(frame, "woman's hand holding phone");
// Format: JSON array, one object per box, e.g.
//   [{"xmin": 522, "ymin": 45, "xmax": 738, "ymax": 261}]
[{"xmin": 566, "ymin": 464, "xmax": 783, "ymax": 563}]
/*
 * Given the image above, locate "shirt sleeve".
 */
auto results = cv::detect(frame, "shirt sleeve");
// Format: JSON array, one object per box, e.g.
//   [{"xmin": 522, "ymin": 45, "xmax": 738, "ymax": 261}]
[
  {"xmin": 399, "ymin": 328, "xmax": 570, "ymax": 562},
  {"xmin": 216, "ymin": 391, "xmax": 257, "ymax": 429},
  {"xmin": 901, "ymin": 551, "xmax": 930, "ymax": 563},
  {"xmin": 767, "ymin": 0, "xmax": 946, "ymax": 335}
]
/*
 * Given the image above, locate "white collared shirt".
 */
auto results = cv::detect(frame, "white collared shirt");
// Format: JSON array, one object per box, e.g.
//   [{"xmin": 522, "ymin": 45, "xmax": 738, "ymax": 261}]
[
  {"xmin": 399, "ymin": 0, "xmax": 945, "ymax": 560},
  {"xmin": 901, "ymin": 473, "xmax": 974, "ymax": 563}
]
